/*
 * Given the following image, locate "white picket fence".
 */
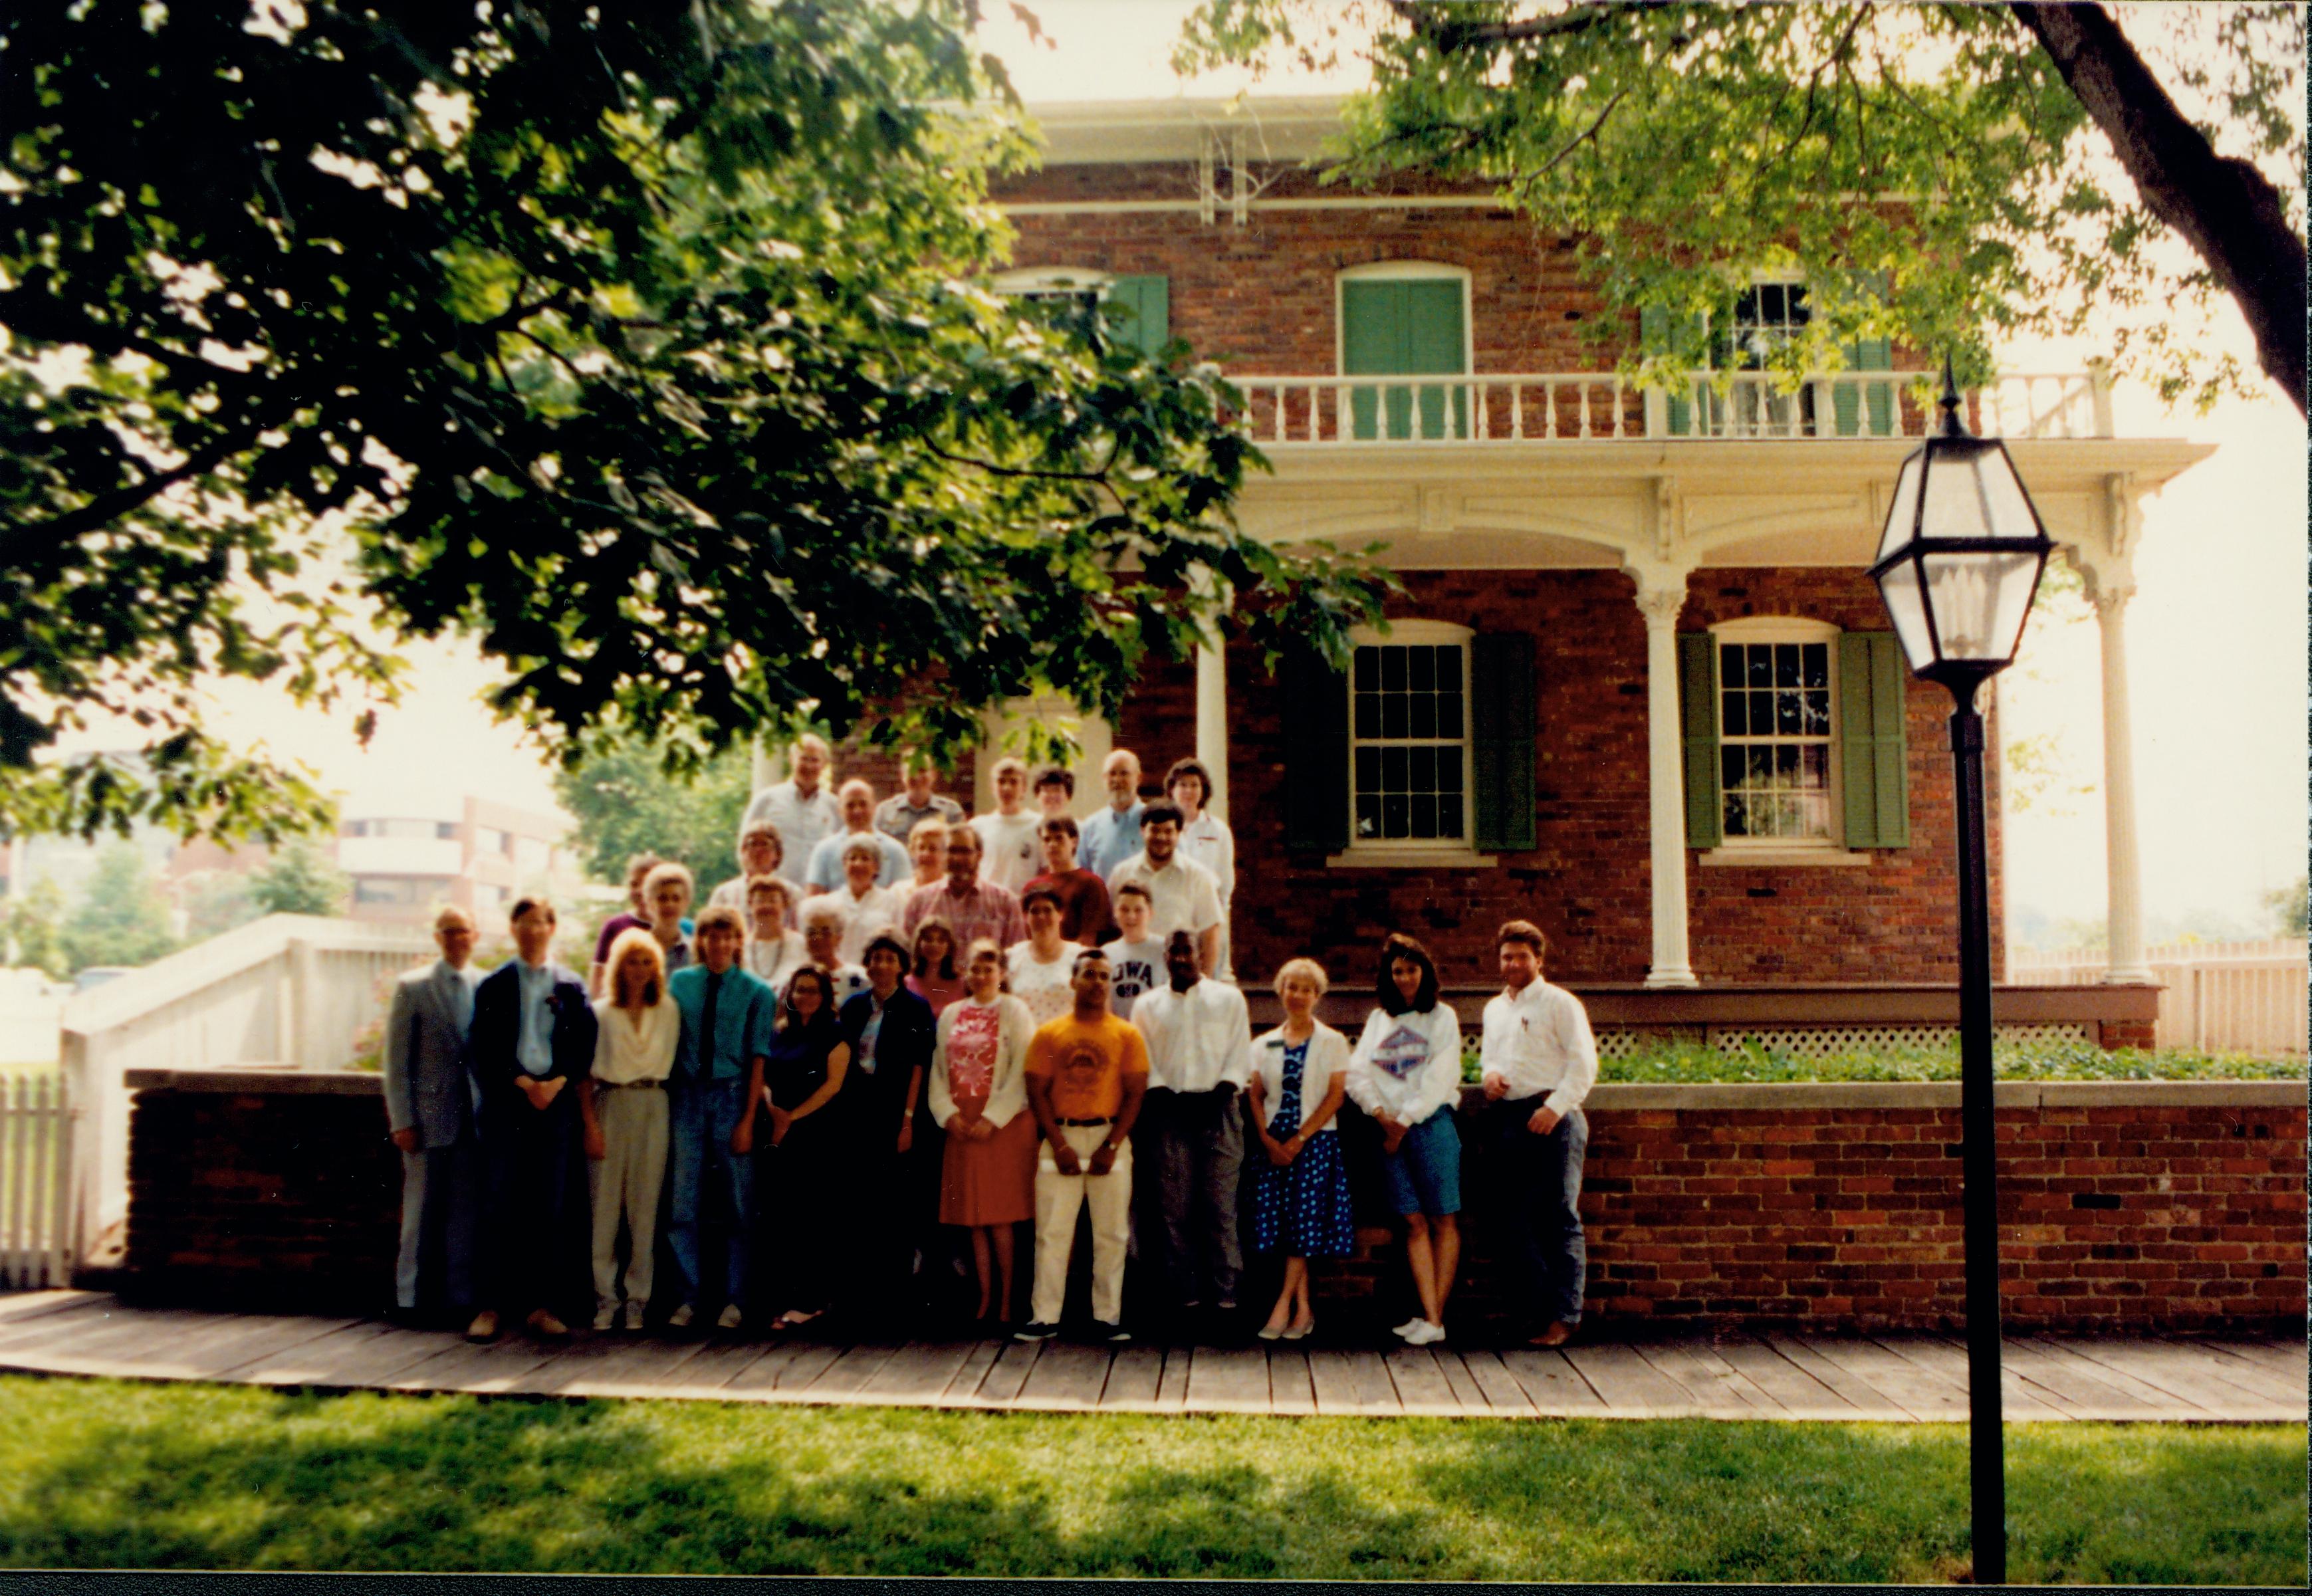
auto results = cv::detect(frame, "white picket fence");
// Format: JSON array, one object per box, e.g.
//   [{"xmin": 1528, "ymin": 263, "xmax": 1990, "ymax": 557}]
[
  {"xmin": 0, "ymin": 1073, "xmax": 76, "ymax": 1289},
  {"xmin": 2010, "ymin": 939, "xmax": 2309, "ymax": 1056},
  {"xmin": 59, "ymin": 914, "xmax": 437, "ymax": 1266}
]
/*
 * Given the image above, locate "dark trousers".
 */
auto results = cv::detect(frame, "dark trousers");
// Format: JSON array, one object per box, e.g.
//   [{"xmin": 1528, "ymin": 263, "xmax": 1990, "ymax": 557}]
[
  {"xmin": 1482, "ymin": 1098, "xmax": 1589, "ymax": 1326},
  {"xmin": 481, "ymin": 1089, "xmax": 588, "ymax": 1319},
  {"xmin": 1155, "ymin": 1086, "xmax": 1245, "ymax": 1308}
]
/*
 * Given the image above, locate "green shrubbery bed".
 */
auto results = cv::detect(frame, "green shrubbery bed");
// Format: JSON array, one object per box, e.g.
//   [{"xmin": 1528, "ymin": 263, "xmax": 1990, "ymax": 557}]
[{"xmin": 1458, "ymin": 1036, "xmax": 2305, "ymax": 1085}]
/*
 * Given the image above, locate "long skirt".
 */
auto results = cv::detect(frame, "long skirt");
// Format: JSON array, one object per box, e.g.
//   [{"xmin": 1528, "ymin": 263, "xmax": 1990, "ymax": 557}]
[{"xmin": 939, "ymin": 1101, "xmax": 1037, "ymax": 1227}]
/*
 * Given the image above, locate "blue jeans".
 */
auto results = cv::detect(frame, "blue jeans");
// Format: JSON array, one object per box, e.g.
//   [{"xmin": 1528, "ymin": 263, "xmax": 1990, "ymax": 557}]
[
  {"xmin": 665, "ymin": 1076, "xmax": 754, "ymax": 1311},
  {"xmin": 1482, "ymin": 1099, "xmax": 1589, "ymax": 1326}
]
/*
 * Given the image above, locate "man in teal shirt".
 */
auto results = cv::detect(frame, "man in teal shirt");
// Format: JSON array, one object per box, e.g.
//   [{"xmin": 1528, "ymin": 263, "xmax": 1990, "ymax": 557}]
[{"xmin": 665, "ymin": 906, "xmax": 773, "ymax": 1330}]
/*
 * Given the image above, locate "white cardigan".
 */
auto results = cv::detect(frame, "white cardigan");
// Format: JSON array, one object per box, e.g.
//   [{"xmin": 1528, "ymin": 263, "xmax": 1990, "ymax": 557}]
[
  {"xmin": 1248, "ymin": 1021, "xmax": 1353, "ymax": 1134},
  {"xmin": 927, "ymin": 993, "xmax": 1037, "ymax": 1131}
]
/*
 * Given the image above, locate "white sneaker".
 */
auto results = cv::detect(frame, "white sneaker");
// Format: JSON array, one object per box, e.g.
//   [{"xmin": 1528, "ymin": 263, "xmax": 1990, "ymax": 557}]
[
  {"xmin": 622, "ymin": 1302, "xmax": 645, "ymax": 1331},
  {"xmin": 1406, "ymin": 1319, "xmax": 1446, "ymax": 1347},
  {"xmin": 667, "ymin": 1302, "xmax": 695, "ymax": 1329},
  {"xmin": 592, "ymin": 1306, "xmax": 617, "ymax": 1332},
  {"xmin": 715, "ymin": 1303, "xmax": 743, "ymax": 1331},
  {"xmin": 1391, "ymin": 1316, "xmax": 1427, "ymax": 1340}
]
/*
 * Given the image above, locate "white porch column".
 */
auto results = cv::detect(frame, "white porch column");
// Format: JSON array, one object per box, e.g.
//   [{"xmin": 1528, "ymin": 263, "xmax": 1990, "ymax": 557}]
[
  {"xmin": 751, "ymin": 739, "xmax": 783, "ymax": 796},
  {"xmin": 1638, "ymin": 580, "xmax": 1698, "ymax": 988},
  {"xmin": 2093, "ymin": 582, "xmax": 2154, "ymax": 984},
  {"xmin": 1195, "ymin": 640, "xmax": 1230, "ymax": 822}
]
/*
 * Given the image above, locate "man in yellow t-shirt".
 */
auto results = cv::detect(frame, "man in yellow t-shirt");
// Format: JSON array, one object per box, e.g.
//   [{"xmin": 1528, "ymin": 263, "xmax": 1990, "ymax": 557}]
[{"xmin": 1017, "ymin": 949, "xmax": 1149, "ymax": 1341}]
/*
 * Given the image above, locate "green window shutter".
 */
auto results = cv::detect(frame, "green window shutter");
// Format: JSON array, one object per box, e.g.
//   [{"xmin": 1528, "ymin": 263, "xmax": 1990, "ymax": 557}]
[
  {"xmin": 1839, "ymin": 631, "xmax": 1912, "ymax": 848},
  {"xmin": 1833, "ymin": 334, "xmax": 1895, "ymax": 437},
  {"xmin": 1642, "ymin": 303, "xmax": 1696, "ymax": 437},
  {"xmin": 1676, "ymin": 632, "xmax": 1722, "ymax": 848},
  {"xmin": 1470, "ymin": 633, "xmax": 1536, "ymax": 852},
  {"xmin": 1107, "ymin": 275, "xmax": 1169, "ymax": 358},
  {"xmin": 1342, "ymin": 277, "xmax": 1466, "ymax": 440},
  {"xmin": 1280, "ymin": 643, "xmax": 1350, "ymax": 854}
]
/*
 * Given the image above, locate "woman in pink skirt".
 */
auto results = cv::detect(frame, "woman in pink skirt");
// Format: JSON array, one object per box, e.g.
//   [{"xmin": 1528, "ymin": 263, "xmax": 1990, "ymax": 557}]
[{"xmin": 926, "ymin": 938, "xmax": 1039, "ymax": 1325}]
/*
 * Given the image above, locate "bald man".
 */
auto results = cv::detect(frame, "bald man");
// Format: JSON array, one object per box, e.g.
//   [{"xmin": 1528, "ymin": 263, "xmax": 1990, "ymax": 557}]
[{"xmin": 383, "ymin": 905, "xmax": 486, "ymax": 1324}]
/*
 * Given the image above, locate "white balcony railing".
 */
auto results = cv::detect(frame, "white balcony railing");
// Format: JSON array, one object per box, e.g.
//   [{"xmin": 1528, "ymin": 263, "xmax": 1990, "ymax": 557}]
[{"xmin": 1228, "ymin": 367, "xmax": 2113, "ymax": 445}]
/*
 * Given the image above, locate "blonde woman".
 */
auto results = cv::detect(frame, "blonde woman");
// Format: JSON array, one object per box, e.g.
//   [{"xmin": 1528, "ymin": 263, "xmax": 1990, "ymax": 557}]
[
  {"xmin": 1248, "ymin": 959, "xmax": 1355, "ymax": 1341},
  {"xmin": 583, "ymin": 928, "xmax": 679, "ymax": 1331},
  {"xmin": 926, "ymin": 937, "xmax": 1039, "ymax": 1324},
  {"xmin": 905, "ymin": 815, "xmax": 951, "ymax": 893},
  {"xmin": 744, "ymin": 875, "xmax": 811, "ymax": 989}
]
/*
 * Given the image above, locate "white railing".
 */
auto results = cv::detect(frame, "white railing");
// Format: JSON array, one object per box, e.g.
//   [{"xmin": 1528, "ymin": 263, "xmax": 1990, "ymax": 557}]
[
  {"xmin": 59, "ymin": 914, "xmax": 435, "ymax": 1260},
  {"xmin": 0, "ymin": 1074, "xmax": 75, "ymax": 1289},
  {"xmin": 1228, "ymin": 366, "xmax": 2113, "ymax": 445},
  {"xmin": 2010, "ymin": 939, "xmax": 2309, "ymax": 1057}
]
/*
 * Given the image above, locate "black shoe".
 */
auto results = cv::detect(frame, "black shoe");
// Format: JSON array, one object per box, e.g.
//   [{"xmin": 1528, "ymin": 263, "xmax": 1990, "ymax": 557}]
[
  {"xmin": 1099, "ymin": 1321, "xmax": 1133, "ymax": 1344},
  {"xmin": 1013, "ymin": 1321, "xmax": 1059, "ymax": 1342}
]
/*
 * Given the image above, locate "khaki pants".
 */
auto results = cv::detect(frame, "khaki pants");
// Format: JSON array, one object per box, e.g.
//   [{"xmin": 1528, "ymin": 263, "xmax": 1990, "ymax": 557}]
[
  {"xmin": 589, "ymin": 1083, "xmax": 670, "ymax": 1313},
  {"xmin": 1032, "ymin": 1122, "xmax": 1133, "ymax": 1327}
]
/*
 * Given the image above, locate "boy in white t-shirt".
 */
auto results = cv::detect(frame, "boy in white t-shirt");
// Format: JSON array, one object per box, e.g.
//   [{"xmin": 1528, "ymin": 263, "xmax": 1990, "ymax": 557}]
[
  {"xmin": 1099, "ymin": 882, "xmax": 1168, "ymax": 1022},
  {"xmin": 969, "ymin": 756, "xmax": 1044, "ymax": 895}
]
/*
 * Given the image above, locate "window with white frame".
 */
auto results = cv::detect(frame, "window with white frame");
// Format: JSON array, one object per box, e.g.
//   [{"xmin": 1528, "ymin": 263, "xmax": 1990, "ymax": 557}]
[
  {"xmin": 992, "ymin": 267, "xmax": 1111, "ymax": 312},
  {"xmin": 1710, "ymin": 276, "xmax": 1814, "ymax": 436},
  {"xmin": 1348, "ymin": 622, "xmax": 1472, "ymax": 846},
  {"xmin": 1714, "ymin": 618, "xmax": 1838, "ymax": 844}
]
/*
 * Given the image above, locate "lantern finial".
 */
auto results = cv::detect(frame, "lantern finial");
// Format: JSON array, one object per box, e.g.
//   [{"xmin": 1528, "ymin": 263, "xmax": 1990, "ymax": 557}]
[{"xmin": 1938, "ymin": 355, "xmax": 1966, "ymax": 437}]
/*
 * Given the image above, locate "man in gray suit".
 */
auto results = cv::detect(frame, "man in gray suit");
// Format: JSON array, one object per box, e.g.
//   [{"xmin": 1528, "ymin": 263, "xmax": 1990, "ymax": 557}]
[{"xmin": 384, "ymin": 905, "xmax": 485, "ymax": 1323}]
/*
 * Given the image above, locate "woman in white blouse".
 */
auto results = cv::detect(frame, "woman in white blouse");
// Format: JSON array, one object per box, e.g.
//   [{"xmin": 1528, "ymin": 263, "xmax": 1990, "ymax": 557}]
[
  {"xmin": 1345, "ymin": 933, "xmax": 1466, "ymax": 1348},
  {"xmin": 582, "ymin": 928, "xmax": 680, "ymax": 1331},
  {"xmin": 1165, "ymin": 756, "xmax": 1236, "ymax": 977},
  {"xmin": 744, "ymin": 876, "xmax": 812, "ymax": 990},
  {"xmin": 926, "ymin": 939, "xmax": 1040, "ymax": 1325},
  {"xmin": 1248, "ymin": 959, "xmax": 1355, "ymax": 1341}
]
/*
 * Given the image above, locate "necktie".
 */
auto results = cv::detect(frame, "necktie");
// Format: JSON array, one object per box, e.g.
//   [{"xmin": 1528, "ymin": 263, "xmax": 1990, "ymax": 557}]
[{"xmin": 701, "ymin": 972, "xmax": 723, "ymax": 1078}]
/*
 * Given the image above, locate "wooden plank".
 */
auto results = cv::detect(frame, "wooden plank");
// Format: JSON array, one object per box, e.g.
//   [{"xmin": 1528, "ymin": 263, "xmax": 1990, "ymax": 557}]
[
  {"xmin": 2151, "ymin": 1337, "xmax": 2305, "ymax": 1405},
  {"xmin": 971, "ymin": 1338, "xmax": 1044, "ymax": 1406},
  {"xmin": 382, "ymin": 1333, "xmax": 560, "ymax": 1396},
  {"xmin": 2195, "ymin": 1337, "xmax": 2308, "ymax": 1381},
  {"xmin": 1383, "ymin": 1347, "xmax": 1462, "ymax": 1416},
  {"xmin": 1499, "ymin": 1349, "xmax": 1609, "ymax": 1417},
  {"xmin": 1337, "ymin": 1347, "xmax": 1403, "ymax": 1415},
  {"xmin": 667, "ymin": 1339, "xmax": 787, "ymax": 1395},
  {"xmin": 1565, "ymin": 1343, "xmax": 1702, "ymax": 1417},
  {"xmin": 0, "ymin": 1289, "xmax": 91, "ymax": 1326},
  {"xmin": 1433, "ymin": 1350, "xmax": 1492, "ymax": 1414},
  {"xmin": 1018, "ymin": 1341, "xmax": 1112, "ymax": 1411},
  {"xmin": 858, "ymin": 1341, "xmax": 977, "ymax": 1403},
  {"xmin": 1793, "ymin": 1333, "xmax": 1967, "ymax": 1421},
  {"xmin": 2047, "ymin": 1337, "xmax": 2294, "ymax": 1420},
  {"xmin": 1458, "ymin": 1349, "xmax": 1538, "ymax": 1417},
  {"xmin": 1959, "ymin": 1335, "xmax": 2172, "ymax": 1421},
  {"xmin": 1098, "ymin": 1343, "xmax": 1165, "ymax": 1410},
  {"xmin": 1187, "ymin": 1345, "xmax": 1271, "ymax": 1413},
  {"xmin": 1876, "ymin": 1335, "xmax": 2067, "ymax": 1423},
  {"xmin": 935, "ymin": 1339, "xmax": 1005, "ymax": 1407},
  {"xmin": 226, "ymin": 1320, "xmax": 444, "ymax": 1389},
  {"xmin": 1151, "ymin": 1346, "xmax": 1191, "ymax": 1412},
  {"xmin": 799, "ymin": 1344, "xmax": 903, "ymax": 1401},
  {"xmin": 1709, "ymin": 1336, "xmax": 1864, "ymax": 1420},
  {"xmin": 3, "ymin": 1302, "xmax": 209, "ymax": 1361},
  {"xmin": 1307, "ymin": 1350, "xmax": 1363, "ymax": 1415},
  {"xmin": 0, "ymin": 1296, "xmax": 151, "ymax": 1354},
  {"xmin": 754, "ymin": 1340, "xmax": 846, "ymax": 1395},
  {"xmin": 1639, "ymin": 1341, "xmax": 1782, "ymax": 1419},
  {"xmin": 174, "ymin": 1315, "xmax": 364, "ymax": 1380},
  {"xmin": 1267, "ymin": 1347, "xmax": 1316, "ymax": 1416},
  {"xmin": 1762, "ymin": 1333, "xmax": 1911, "ymax": 1420},
  {"xmin": 507, "ymin": 1332, "xmax": 628, "ymax": 1397},
  {"xmin": 558, "ymin": 1335, "xmax": 716, "ymax": 1399}
]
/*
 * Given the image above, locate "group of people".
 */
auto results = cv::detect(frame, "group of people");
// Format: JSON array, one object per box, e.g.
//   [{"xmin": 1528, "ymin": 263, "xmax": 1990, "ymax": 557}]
[{"xmin": 383, "ymin": 741, "xmax": 1597, "ymax": 1349}]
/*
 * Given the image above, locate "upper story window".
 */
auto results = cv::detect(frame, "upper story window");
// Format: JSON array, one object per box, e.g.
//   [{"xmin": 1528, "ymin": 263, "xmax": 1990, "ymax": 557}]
[
  {"xmin": 1645, "ymin": 275, "xmax": 1896, "ymax": 439},
  {"xmin": 345, "ymin": 818, "xmax": 454, "ymax": 842},
  {"xmin": 1348, "ymin": 620, "xmax": 1472, "ymax": 848},
  {"xmin": 993, "ymin": 268, "xmax": 1169, "ymax": 357},
  {"xmin": 1337, "ymin": 263, "xmax": 1470, "ymax": 441}
]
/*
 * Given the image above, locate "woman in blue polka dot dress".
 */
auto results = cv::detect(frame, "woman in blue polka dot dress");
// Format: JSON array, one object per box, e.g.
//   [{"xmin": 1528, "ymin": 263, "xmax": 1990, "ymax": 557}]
[{"xmin": 1248, "ymin": 958, "xmax": 1355, "ymax": 1340}]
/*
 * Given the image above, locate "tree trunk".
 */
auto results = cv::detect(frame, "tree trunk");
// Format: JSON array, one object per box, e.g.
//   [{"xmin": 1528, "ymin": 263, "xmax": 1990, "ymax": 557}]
[{"xmin": 2013, "ymin": 2, "xmax": 2307, "ymax": 416}]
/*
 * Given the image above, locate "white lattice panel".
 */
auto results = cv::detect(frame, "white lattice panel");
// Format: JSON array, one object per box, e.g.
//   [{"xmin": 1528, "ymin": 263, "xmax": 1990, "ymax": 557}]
[{"xmin": 1706, "ymin": 1023, "xmax": 2091, "ymax": 1059}]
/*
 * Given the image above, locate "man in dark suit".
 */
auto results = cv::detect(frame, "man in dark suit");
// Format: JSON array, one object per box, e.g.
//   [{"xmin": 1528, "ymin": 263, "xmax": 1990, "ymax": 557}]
[
  {"xmin": 383, "ymin": 905, "xmax": 486, "ymax": 1325},
  {"xmin": 836, "ymin": 933, "xmax": 937, "ymax": 1315},
  {"xmin": 467, "ymin": 897, "xmax": 598, "ymax": 1340}
]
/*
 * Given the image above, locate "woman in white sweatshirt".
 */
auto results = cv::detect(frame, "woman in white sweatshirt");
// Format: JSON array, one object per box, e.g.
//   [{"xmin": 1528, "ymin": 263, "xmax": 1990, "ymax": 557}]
[
  {"xmin": 926, "ymin": 939, "xmax": 1040, "ymax": 1325},
  {"xmin": 1345, "ymin": 933, "xmax": 1465, "ymax": 1348}
]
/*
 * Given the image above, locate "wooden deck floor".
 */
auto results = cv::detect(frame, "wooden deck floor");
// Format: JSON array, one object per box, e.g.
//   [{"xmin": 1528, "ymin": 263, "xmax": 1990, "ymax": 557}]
[{"xmin": 0, "ymin": 1292, "xmax": 2299, "ymax": 1423}]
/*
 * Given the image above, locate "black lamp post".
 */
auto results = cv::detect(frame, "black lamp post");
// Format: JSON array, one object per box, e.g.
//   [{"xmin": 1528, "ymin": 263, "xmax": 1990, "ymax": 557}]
[{"xmin": 1867, "ymin": 361, "xmax": 2053, "ymax": 1588}]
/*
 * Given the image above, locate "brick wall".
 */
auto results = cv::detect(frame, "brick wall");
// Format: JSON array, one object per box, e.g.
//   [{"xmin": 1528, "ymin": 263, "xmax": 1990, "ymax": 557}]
[
  {"xmin": 1118, "ymin": 566, "xmax": 1999, "ymax": 990},
  {"xmin": 121, "ymin": 1075, "xmax": 2303, "ymax": 1336}
]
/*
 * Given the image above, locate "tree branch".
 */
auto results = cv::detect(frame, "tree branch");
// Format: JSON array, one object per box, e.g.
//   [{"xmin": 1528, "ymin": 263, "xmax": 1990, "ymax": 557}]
[
  {"xmin": 7, "ymin": 423, "xmax": 273, "ymax": 552},
  {"xmin": 2011, "ymin": 1, "xmax": 2306, "ymax": 413},
  {"xmin": 1386, "ymin": 0, "xmax": 1669, "ymax": 50}
]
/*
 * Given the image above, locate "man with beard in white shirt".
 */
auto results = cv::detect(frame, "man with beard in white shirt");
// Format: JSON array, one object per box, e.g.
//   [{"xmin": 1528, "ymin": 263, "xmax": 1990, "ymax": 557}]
[
  {"xmin": 1131, "ymin": 929, "xmax": 1253, "ymax": 1327},
  {"xmin": 969, "ymin": 757, "xmax": 1044, "ymax": 895},
  {"xmin": 1104, "ymin": 800, "xmax": 1222, "ymax": 976}
]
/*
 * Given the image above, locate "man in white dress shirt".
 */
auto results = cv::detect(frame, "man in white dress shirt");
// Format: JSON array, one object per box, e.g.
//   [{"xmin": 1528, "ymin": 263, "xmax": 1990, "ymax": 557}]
[
  {"xmin": 739, "ymin": 735, "xmax": 840, "ymax": 888},
  {"xmin": 1104, "ymin": 800, "xmax": 1222, "ymax": 976},
  {"xmin": 1131, "ymin": 929, "xmax": 1253, "ymax": 1321},
  {"xmin": 1477, "ymin": 919, "xmax": 1599, "ymax": 1348}
]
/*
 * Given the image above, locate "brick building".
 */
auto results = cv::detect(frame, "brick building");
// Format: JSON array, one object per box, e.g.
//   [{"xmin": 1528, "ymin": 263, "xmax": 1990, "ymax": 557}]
[{"xmin": 768, "ymin": 96, "xmax": 2209, "ymax": 1048}]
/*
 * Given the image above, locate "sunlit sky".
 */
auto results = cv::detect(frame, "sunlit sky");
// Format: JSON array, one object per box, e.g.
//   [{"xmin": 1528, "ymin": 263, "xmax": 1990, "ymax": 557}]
[{"xmin": 162, "ymin": 1, "xmax": 2310, "ymax": 942}]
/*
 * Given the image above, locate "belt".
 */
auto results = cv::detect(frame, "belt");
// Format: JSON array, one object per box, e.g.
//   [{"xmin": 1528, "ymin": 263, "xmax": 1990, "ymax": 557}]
[
  {"xmin": 1058, "ymin": 1115, "xmax": 1113, "ymax": 1127},
  {"xmin": 599, "ymin": 1078, "xmax": 665, "ymax": 1090}
]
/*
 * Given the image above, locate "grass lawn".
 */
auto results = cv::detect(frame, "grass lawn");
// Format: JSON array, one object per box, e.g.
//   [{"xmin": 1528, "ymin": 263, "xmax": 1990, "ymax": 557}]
[
  {"xmin": 1558, "ymin": 1036, "xmax": 2307, "ymax": 1085},
  {"xmin": 0, "ymin": 1376, "xmax": 2299, "ymax": 1583}
]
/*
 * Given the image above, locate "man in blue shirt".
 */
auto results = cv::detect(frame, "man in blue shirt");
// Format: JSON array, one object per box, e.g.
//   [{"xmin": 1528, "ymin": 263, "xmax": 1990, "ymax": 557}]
[
  {"xmin": 665, "ymin": 905, "xmax": 774, "ymax": 1331},
  {"xmin": 468, "ymin": 897, "xmax": 596, "ymax": 1341},
  {"xmin": 1076, "ymin": 747, "xmax": 1146, "ymax": 882}
]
